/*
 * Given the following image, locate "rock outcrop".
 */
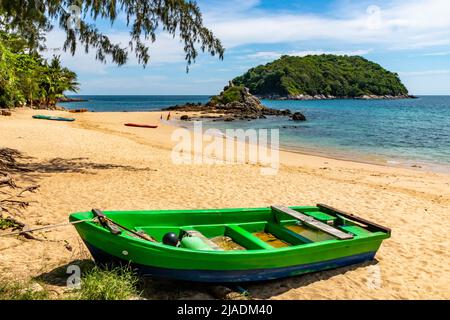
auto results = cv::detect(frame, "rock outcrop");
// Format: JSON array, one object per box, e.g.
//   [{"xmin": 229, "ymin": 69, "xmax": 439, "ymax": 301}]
[
  {"xmin": 166, "ymin": 83, "xmax": 292, "ymax": 121},
  {"xmin": 57, "ymin": 96, "xmax": 88, "ymax": 103},
  {"xmin": 257, "ymin": 93, "xmax": 416, "ymax": 101},
  {"xmin": 291, "ymin": 112, "xmax": 306, "ymax": 121}
]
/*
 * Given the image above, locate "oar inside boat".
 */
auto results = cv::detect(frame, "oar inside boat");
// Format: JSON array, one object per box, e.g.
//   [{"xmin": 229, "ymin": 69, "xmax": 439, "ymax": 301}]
[{"xmin": 91, "ymin": 208, "xmax": 157, "ymax": 242}]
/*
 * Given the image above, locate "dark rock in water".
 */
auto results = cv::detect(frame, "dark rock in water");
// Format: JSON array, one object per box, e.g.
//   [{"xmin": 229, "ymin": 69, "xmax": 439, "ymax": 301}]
[
  {"xmin": 212, "ymin": 116, "xmax": 235, "ymax": 122},
  {"xmin": 165, "ymin": 83, "xmax": 292, "ymax": 121},
  {"xmin": 57, "ymin": 96, "xmax": 88, "ymax": 103},
  {"xmin": 180, "ymin": 115, "xmax": 190, "ymax": 121},
  {"xmin": 292, "ymin": 112, "xmax": 306, "ymax": 121}
]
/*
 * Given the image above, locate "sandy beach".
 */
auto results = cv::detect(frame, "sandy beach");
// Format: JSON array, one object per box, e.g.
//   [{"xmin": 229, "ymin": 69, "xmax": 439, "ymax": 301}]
[{"xmin": 1, "ymin": 107, "xmax": 449, "ymax": 299}]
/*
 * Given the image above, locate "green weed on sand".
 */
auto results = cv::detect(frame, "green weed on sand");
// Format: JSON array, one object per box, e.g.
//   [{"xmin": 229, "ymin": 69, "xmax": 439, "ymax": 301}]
[
  {"xmin": 70, "ymin": 266, "xmax": 140, "ymax": 300},
  {"xmin": 0, "ymin": 281, "xmax": 49, "ymax": 300}
]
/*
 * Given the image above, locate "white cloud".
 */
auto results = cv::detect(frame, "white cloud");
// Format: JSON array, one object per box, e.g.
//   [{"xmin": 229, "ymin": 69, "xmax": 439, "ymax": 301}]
[
  {"xmin": 199, "ymin": 0, "xmax": 261, "ymax": 19},
  {"xmin": 246, "ymin": 49, "xmax": 373, "ymax": 60},
  {"xmin": 421, "ymin": 51, "xmax": 450, "ymax": 57},
  {"xmin": 42, "ymin": 30, "xmax": 109, "ymax": 74},
  {"xmin": 202, "ymin": 0, "xmax": 450, "ymax": 50},
  {"xmin": 42, "ymin": 29, "xmax": 186, "ymax": 74},
  {"xmin": 399, "ymin": 70, "xmax": 450, "ymax": 76},
  {"xmin": 245, "ymin": 51, "xmax": 283, "ymax": 60}
]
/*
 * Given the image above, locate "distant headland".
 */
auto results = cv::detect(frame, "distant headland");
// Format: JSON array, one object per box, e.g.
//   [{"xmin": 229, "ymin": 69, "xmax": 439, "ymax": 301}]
[{"xmin": 233, "ymin": 54, "xmax": 415, "ymax": 100}]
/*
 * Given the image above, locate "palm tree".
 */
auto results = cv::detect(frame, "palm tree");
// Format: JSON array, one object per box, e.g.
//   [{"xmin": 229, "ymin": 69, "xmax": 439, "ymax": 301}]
[{"xmin": 40, "ymin": 56, "xmax": 79, "ymax": 107}]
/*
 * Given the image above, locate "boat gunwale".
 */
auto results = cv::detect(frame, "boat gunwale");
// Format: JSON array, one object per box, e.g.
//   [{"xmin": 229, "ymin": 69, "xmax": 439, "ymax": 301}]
[{"xmin": 70, "ymin": 206, "xmax": 390, "ymax": 256}]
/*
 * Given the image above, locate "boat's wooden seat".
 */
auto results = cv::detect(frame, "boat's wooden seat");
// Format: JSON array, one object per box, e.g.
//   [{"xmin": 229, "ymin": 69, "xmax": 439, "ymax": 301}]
[
  {"xmin": 226, "ymin": 225, "xmax": 273, "ymax": 250},
  {"xmin": 271, "ymin": 205, "xmax": 354, "ymax": 240}
]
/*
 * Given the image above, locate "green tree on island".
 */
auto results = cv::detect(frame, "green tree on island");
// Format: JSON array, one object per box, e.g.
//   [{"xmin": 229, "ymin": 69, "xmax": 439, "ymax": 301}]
[{"xmin": 233, "ymin": 55, "xmax": 409, "ymax": 98}]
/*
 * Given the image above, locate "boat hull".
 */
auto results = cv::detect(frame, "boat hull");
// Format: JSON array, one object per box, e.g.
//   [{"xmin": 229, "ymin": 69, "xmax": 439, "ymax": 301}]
[
  {"xmin": 84, "ymin": 241, "xmax": 375, "ymax": 282},
  {"xmin": 124, "ymin": 123, "xmax": 158, "ymax": 128},
  {"xmin": 32, "ymin": 115, "xmax": 75, "ymax": 122}
]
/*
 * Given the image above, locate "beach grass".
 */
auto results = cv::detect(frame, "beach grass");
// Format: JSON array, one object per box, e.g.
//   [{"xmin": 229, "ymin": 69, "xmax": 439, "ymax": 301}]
[
  {"xmin": 0, "ymin": 281, "xmax": 49, "ymax": 300},
  {"xmin": 70, "ymin": 266, "xmax": 140, "ymax": 300},
  {"xmin": 1, "ymin": 265, "xmax": 140, "ymax": 300},
  {"xmin": 0, "ymin": 217, "xmax": 22, "ymax": 230}
]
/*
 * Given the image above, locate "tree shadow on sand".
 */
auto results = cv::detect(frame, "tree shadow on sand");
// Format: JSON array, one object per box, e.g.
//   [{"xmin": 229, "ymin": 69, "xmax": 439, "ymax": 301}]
[
  {"xmin": 1, "ymin": 148, "xmax": 156, "ymax": 186},
  {"xmin": 27, "ymin": 157, "xmax": 155, "ymax": 175}
]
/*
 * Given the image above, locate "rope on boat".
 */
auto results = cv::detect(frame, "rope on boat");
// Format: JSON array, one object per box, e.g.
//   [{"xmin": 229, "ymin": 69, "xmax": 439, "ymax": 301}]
[{"xmin": 0, "ymin": 218, "xmax": 97, "ymax": 237}]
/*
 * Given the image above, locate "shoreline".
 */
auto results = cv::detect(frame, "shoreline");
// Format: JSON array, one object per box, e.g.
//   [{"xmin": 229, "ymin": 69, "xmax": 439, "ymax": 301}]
[
  {"xmin": 17, "ymin": 105, "xmax": 450, "ymax": 174},
  {"xmin": 255, "ymin": 94, "xmax": 416, "ymax": 101},
  {"xmin": 277, "ymin": 144, "xmax": 450, "ymax": 174},
  {"xmin": 168, "ymin": 116, "xmax": 450, "ymax": 175}
]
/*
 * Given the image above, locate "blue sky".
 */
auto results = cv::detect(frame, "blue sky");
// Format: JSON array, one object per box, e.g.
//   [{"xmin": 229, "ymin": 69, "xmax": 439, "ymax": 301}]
[{"xmin": 44, "ymin": 0, "xmax": 450, "ymax": 95}]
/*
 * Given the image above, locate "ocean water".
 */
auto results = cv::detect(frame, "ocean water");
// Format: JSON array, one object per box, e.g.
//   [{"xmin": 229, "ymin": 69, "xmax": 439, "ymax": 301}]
[
  {"xmin": 62, "ymin": 95, "xmax": 210, "ymax": 112},
  {"xmin": 62, "ymin": 95, "xmax": 450, "ymax": 171}
]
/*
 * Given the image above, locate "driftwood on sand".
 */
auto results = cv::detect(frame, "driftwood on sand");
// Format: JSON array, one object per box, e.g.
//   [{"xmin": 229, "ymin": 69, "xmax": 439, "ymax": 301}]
[{"xmin": 0, "ymin": 148, "xmax": 40, "ymax": 239}]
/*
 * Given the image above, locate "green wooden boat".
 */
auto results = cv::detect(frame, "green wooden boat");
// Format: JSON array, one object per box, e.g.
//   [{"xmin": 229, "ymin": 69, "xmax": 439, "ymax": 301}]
[
  {"xmin": 32, "ymin": 115, "xmax": 75, "ymax": 122},
  {"xmin": 69, "ymin": 204, "xmax": 390, "ymax": 282}
]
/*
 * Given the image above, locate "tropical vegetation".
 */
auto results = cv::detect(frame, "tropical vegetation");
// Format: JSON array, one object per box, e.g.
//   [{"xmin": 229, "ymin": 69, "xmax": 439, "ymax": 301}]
[
  {"xmin": 210, "ymin": 84, "xmax": 247, "ymax": 105},
  {"xmin": 233, "ymin": 55, "xmax": 409, "ymax": 98},
  {"xmin": 0, "ymin": 31, "xmax": 78, "ymax": 108}
]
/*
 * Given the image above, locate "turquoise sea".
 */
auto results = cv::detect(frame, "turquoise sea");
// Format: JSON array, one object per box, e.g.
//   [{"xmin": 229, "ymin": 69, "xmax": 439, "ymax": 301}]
[{"xmin": 62, "ymin": 95, "xmax": 450, "ymax": 171}]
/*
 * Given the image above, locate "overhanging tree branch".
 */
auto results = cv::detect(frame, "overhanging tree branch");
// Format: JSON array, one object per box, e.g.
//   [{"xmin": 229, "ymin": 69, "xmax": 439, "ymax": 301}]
[{"xmin": 0, "ymin": 0, "xmax": 225, "ymax": 69}]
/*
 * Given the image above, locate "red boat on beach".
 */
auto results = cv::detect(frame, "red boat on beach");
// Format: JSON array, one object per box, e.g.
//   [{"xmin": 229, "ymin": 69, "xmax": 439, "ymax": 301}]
[{"xmin": 124, "ymin": 123, "xmax": 158, "ymax": 128}]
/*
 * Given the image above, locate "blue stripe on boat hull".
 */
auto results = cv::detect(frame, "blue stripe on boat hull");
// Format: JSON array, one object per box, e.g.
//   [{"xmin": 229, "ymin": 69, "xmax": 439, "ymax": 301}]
[{"xmin": 83, "ymin": 242, "xmax": 376, "ymax": 283}]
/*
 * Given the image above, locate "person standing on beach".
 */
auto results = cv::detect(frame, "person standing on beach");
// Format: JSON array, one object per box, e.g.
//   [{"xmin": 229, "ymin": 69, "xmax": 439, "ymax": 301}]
[{"xmin": 167, "ymin": 112, "xmax": 171, "ymax": 121}]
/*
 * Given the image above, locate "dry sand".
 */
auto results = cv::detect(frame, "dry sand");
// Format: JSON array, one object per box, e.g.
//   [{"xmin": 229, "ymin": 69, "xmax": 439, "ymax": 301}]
[{"xmin": 0, "ymin": 107, "xmax": 449, "ymax": 299}]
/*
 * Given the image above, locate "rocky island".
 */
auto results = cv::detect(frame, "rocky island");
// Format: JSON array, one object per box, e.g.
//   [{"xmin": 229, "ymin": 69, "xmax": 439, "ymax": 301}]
[
  {"xmin": 166, "ymin": 82, "xmax": 297, "ymax": 121},
  {"xmin": 233, "ymin": 54, "xmax": 414, "ymax": 100},
  {"xmin": 166, "ymin": 54, "xmax": 413, "ymax": 121},
  {"xmin": 57, "ymin": 96, "xmax": 88, "ymax": 103}
]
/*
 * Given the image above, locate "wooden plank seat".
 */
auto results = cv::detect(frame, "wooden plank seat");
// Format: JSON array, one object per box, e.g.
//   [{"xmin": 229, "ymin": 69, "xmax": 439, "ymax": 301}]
[{"xmin": 271, "ymin": 205, "xmax": 354, "ymax": 240}]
